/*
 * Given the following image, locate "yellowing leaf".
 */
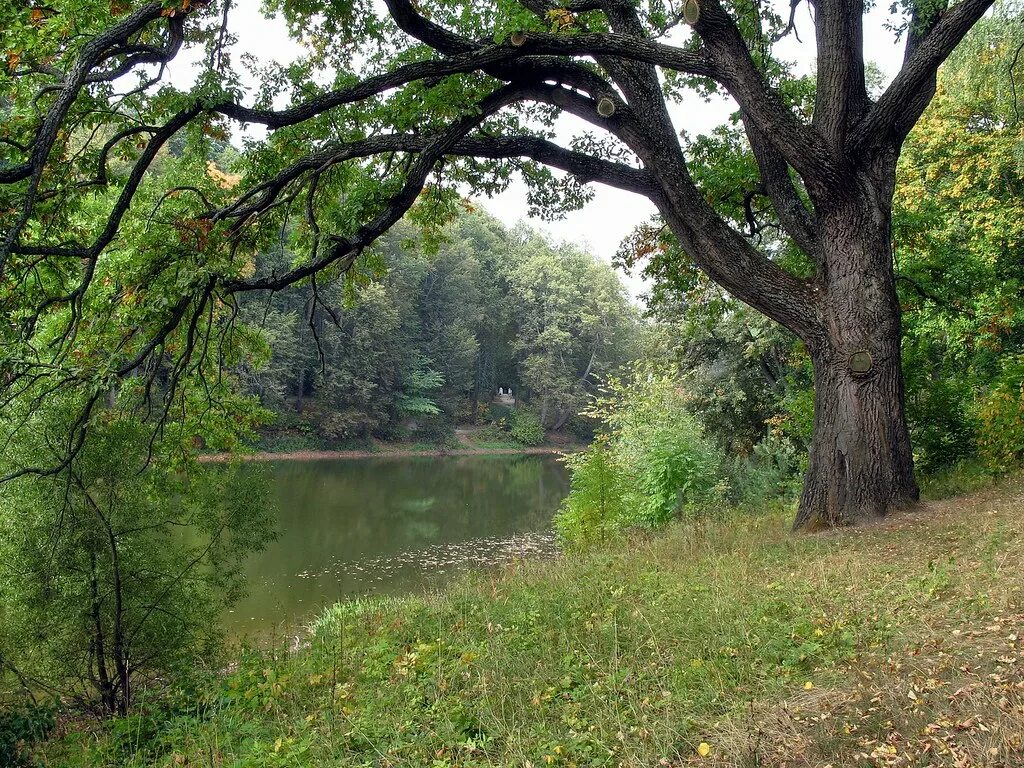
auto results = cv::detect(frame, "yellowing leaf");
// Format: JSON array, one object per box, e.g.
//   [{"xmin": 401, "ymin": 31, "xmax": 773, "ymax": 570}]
[{"xmin": 206, "ymin": 160, "xmax": 242, "ymax": 190}]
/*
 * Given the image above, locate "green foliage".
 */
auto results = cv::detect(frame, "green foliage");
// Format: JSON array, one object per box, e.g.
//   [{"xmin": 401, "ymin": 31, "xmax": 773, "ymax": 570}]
[
  {"xmin": 556, "ymin": 364, "xmax": 725, "ymax": 545},
  {"xmin": 0, "ymin": 399, "xmax": 275, "ymax": 715},
  {"xmin": 893, "ymin": 15, "xmax": 1024, "ymax": 473},
  {"xmin": 246, "ymin": 210, "xmax": 638, "ymax": 444},
  {"xmin": 977, "ymin": 355, "xmax": 1024, "ymax": 471},
  {"xmin": 506, "ymin": 234, "xmax": 639, "ymax": 430},
  {"xmin": 907, "ymin": 378, "xmax": 979, "ymax": 472},
  {"xmin": 396, "ymin": 359, "xmax": 445, "ymax": 417},
  {"xmin": 554, "ymin": 444, "xmax": 623, "ymax": 547},
  {"xmin": 917, "ymin": 459, "xmax": 1001, "ymax": 501},
  {"xmin": 258, "ymin": 431, "xmax": 332, "ymax": 453},
  {"xmin": 0, "ymin": 704, "xmax": 54, "ymax": 768},
  {"xmin": 723, "ymin": 432, "xmax": 805, "ymax": 506},
  {"xmin": 484, "ymin": 403, "xmax": 514, "ymax": 423},
  {"xmin": 507, "ymin": 409, "xmax": 545, "ymax": 446}
]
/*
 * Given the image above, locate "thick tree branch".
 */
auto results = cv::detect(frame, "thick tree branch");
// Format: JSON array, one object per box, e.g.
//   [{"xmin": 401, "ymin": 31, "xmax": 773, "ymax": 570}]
[
  {"xmin": 222, "ymin": 83, "xmax": 540, "ymax": 294},
  {"xmin": 809, "ymin": 0, "xmax": 870, "ymax": 146},
  {"xmin": 451, "ymin": 135, "xmax": 653, "ymax": 191},
  {"xmin": 742, "ymin": 114, "xmax": 821, "ymax": 263},
  {"xmin": 217, "ymin": 132, "xmax": 653, "ymax": 231},
  {"xmin": 659, "ymin": 197, "xmax": 821, "ymax": 338},
  {"xmin": 852, "ymin": 0, "xmax": 995, "ymax": 149},
  {"xmin": 691, "ymin": 0, "xmax": 838, "ymax": 183}
]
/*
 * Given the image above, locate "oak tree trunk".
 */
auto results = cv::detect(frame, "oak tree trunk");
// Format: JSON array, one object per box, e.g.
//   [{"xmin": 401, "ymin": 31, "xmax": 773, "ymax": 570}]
[{"xmin": 792, "ymin": 186, "xmax": 919, "ymax": 529}]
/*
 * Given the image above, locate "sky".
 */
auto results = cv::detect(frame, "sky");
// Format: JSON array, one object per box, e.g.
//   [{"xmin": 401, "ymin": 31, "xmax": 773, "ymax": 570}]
[{"xmin": 166, "ymin": 1, "xmax": 914, "ymax": 303}]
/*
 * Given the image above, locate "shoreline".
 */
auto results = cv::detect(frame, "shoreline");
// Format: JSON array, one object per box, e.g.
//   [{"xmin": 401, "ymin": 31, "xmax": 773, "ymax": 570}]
[{"xmin": 198, "ymin": 445, "xmax": 581, "ymax": 463}]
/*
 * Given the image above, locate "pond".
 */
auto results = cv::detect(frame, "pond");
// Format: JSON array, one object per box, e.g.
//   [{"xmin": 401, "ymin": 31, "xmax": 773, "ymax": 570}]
[{"xmin": 226, "ymin": 454, "xmax": 570, "ymax": 638}]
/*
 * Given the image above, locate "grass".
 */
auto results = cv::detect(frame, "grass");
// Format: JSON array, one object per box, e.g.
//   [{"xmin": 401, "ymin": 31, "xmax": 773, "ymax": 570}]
[
  {"xmin": 919, "ymin": 459, "xmax": 1003, "ymax": 501},
  {"xmin": 38, "ymin": 476, "xmax": 1024, "ymax": 767}
]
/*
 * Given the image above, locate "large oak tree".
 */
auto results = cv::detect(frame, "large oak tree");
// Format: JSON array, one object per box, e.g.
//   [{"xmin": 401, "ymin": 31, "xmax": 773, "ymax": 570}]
[{"xmin": 0, "ymin": 0, "xmax": 998, "ymax": 528}]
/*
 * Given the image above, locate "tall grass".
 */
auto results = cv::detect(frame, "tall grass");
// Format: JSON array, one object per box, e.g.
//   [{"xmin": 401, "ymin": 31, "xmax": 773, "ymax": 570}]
[{"xmin": 43, "ymin": 477, "xmax": 1024, "ymax": 767}]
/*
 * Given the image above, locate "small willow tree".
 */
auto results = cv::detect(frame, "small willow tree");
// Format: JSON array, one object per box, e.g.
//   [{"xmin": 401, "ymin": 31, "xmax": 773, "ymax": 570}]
[{"xmin": 0, "ymin": 0, "xmax": 998, "ymax": 528}]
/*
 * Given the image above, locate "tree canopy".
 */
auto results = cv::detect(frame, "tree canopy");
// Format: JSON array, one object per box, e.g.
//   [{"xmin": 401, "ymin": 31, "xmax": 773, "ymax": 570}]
[{"xmin": 0, "ymin": 0, "xmax": 1009, "ymax": 527}]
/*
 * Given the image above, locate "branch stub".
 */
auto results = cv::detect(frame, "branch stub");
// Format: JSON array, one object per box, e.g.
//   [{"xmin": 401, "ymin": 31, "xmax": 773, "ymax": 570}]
[
  {"xmin": 683, "ymin": 0, "xmax": 701, "ymax": 25},
  {"xmin": 849, "ymin": 350, "xmax": 873, "ymax": 375},
  {"xmin": 596, "ymin": 97, "xmax": 616, "ymax": 118},
  {"xmin": 510, "ymin": 31, "xmax": 528, "ymax": 46}
]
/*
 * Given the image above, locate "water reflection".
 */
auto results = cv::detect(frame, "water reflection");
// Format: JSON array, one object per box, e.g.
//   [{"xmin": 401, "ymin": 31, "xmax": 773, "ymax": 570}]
[{"xmin": 226, "ymin": 454, "xmax": 569, "ymax": 636}]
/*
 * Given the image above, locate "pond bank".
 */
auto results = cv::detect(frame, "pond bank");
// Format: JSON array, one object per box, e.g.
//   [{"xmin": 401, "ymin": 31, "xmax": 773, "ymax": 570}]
[
  {"xmin": 46, "ymin": 476, "xmax": 1024, "ymax": 766},
  {"xmin": 221, "ymin": 454, "xmax": 571, "ymax": 635},
  {"xmin": 199, "ymin": 444, "xmax": 579, "ymax": 463}
]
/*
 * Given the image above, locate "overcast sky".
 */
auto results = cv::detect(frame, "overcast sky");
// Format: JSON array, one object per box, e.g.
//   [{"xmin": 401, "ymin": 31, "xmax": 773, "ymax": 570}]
[{"xmin": 167, "ymin": 2, "xmax": 913, "ymax": 303}]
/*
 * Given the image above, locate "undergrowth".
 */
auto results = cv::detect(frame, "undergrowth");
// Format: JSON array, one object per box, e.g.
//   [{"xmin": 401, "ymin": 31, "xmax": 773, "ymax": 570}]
[{"xmin": 37, "ymin": 476, "xmax": 1024, "ymax": 767}]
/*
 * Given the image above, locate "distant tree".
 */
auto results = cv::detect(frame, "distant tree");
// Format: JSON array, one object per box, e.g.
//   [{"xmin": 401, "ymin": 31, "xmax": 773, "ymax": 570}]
[
  {"xmin": 0, "ymin": 0, "xmax": 997, "ymax": 527},
  {"xmin": 893, "ymin": 16, "xmax": 1024, "ymax": 471},
  {"xmin": 239, "ymin": 210, "xmax": 636, "ymax": 440},
  {"xmin": 508, "ymin": 235, "xmax": 638, "ymax": 428}
]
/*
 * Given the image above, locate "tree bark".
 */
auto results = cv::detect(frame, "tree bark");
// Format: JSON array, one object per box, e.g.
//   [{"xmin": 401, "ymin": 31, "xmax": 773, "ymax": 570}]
[
  {"xmin": 792, "ymin": 177, "xmax": 919, "ymax": 530},
  {"xmin": 89, "ymin": 553, "xmax": 116, "ymax": 715}
]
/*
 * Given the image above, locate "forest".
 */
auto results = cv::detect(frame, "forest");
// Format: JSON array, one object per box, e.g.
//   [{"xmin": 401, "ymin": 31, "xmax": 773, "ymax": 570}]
[
  {"xmin": 240, "ymin": 211, "xmax": 638, "ymax": 449},
  {"xmin": 1, "ymin": 0, "xmax": 1023, "ymax": 764}
]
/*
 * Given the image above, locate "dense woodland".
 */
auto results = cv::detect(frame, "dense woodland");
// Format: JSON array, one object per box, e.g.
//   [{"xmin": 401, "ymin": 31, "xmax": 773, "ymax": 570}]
[
  {"xmin": 241, "ymin": 211, "xmax": 639, "ymax": 447},
  {"xmin": 0, "ymin": 0, "xmax": 1023, "ymax": 764}
]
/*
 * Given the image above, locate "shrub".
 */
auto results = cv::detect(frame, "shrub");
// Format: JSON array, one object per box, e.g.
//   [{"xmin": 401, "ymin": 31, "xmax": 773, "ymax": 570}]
[
  {"xmin": 485, "ymin": 403, "xmax": 514, "ymax": 423},
  {"xmin": 724, "ymin": 432, "xmax": 805, "ymax": 505},
  {"xmin": 474, "ymin": 423, "xmax": 508, "ymax": 443},
  {"xmin": 556, "ymin": 365, "xmax": 725, "ymax": 545},
  {"xmin": 908, "ymin": 377, "xmax": 978, "ymax": 472},
  {"xmin": 0, "ymin": 704, "xmax": 54, "ymax": 767},
  {"xmin": 508, "ymin": 409, "xmax": 546, "ymax": 446},
  {"xmin": 977, "ymin": 354, "xmax": 1024, "ymax": 471},
  {"xmin": 554, "ymin": 443, "xmax": 623, "ymax": 547}
]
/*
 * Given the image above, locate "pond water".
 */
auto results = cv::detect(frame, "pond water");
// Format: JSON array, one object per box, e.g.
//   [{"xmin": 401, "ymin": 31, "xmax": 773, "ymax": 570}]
[{"xmin": 226, "ymin": 454, "xmax": 570, "ymax": 638}]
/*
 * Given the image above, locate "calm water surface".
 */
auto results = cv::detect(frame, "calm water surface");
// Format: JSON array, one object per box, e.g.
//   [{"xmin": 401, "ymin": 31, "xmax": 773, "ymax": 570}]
[{"xmin": 227, "ymin": 454, "xmax": 570, "ymax": 636}]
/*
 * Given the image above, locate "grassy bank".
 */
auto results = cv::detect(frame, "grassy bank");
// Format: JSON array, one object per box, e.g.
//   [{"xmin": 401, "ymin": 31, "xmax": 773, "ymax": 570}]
[
  {"xmin": 198, "ymin": 444, "xmax": 577, "ymax": 463},
  {"xmin": 41, "ymin": 476, "xmax": 1024, "ymax": 767},
  {"xmin": 202, "ymin": 425, "xmax": 583, "ymax": 462}
]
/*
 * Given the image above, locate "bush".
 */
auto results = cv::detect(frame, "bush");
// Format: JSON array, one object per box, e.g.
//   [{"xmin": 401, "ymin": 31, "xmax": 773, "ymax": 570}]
[
  {"xmin": 556, "ymin": 365, "xmax": 725, "ymax": 546},
  {"xmin": 508, "ymin": 409, "xmax": 546, "ymax": 446},
  {"xmin": 908, "ymin": 377, "xmax": 978, "ymax": 472},
  {"xmin": 0, "ymin": 704, "xmax": 54, "ymax": 767},
  {"xmin": 977, "ymin": 354, "xmax": 1024, "ymax": 472},
  {"xmin": 473, "ymin": 423, "xmax": 509, "ymax": 443},
  {"xmin": 554, "ymin": 443, "xmax": 623, "ymax": 547},
  {"xmin": 724, "ymin": 432, "xmax": 805, "ymax": 505},
  {"xmin": 485, "ymin": 403, "xmax": 514, "ymax": 423},
  {"xmin": 412, "ymin": 413, "xmax": 457, "ymax": 445}
]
